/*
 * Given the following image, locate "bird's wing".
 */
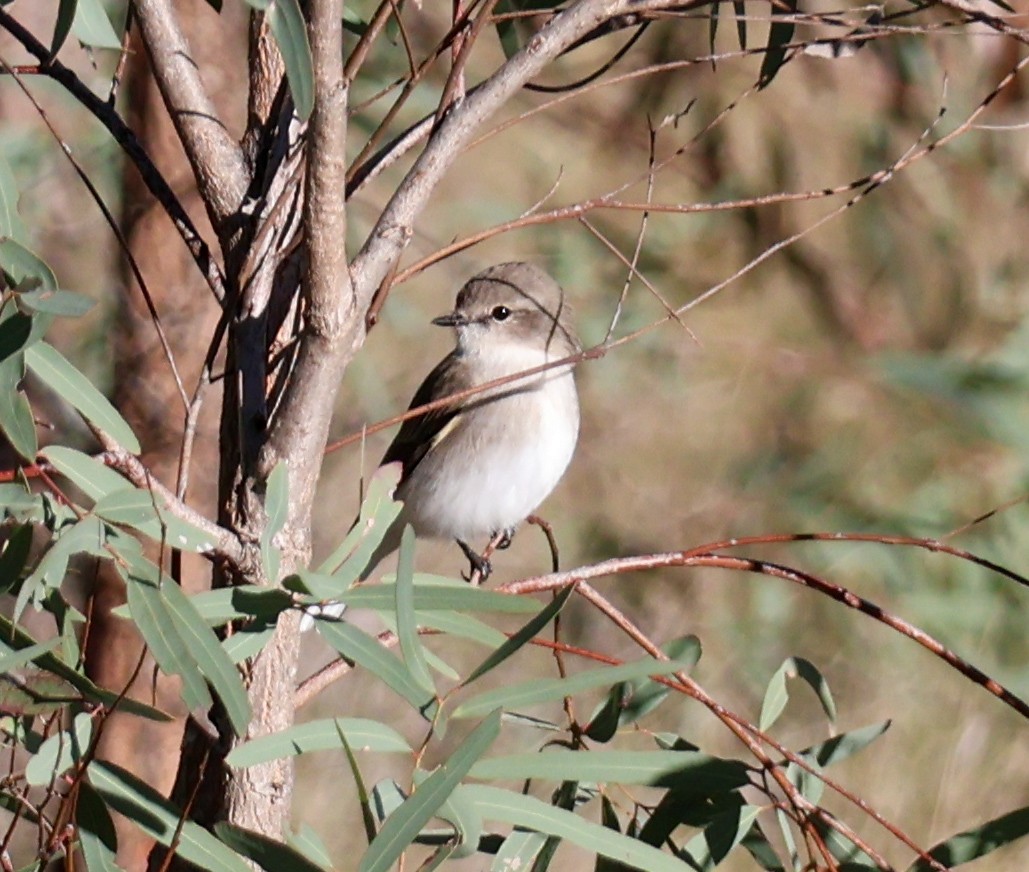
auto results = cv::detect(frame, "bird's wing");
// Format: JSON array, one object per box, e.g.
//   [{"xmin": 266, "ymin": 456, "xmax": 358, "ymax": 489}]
[{"xmin": 381, "ymin": 351, "xmax": 469, "ymax": 480}]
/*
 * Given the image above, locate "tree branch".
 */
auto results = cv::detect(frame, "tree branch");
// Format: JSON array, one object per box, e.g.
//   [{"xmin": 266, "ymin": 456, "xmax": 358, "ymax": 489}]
[
  {"xmin": 0, "ymin": 7, "xmax": 227, "ymax": 303},
  {"xmin": 132, "ymin": 0, "xmax": 249, "ymax": 228},
  {"xmin": 258, "ymin": 3, "xmax": 354, "ymax": 508},
  {"xmin": 348, "ymin": 0, "xmax": 684, "ymax": 307}
]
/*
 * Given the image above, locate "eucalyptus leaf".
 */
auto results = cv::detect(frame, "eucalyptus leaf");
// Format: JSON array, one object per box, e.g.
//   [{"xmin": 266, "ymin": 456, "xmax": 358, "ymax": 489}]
[
  {"xmin": 0, "ymin": 312, "xmax": 31, "ymax": 364},
  {"xmin": 227, "ymin": 717, "xmax": 410, "ymax": 767},
  {"xmin": 75, "ymin": 782, "xmax": 124, "ymax": 872},
  {"xmin": 26, "ymin": 341, "xmax": 141, "ymax": 452},
  {"xmin": 260, "ymin": 461, "xmax": 289, "ymax": 581},
  {"xmin": 70, "ymin": 0, "xmax": 123, "ymax": 49},
  {"xmin": 906, "ymin": 804, "xmax": 1029, "ymax": 871},
  {"xmin": 453, "ymin": 653, "xmax": 696, "ymax": 720},
  {"xmin": 51, "ymin": 0, "xmax": 78, "ymax": 56},
  {"xmin": 463, "ymin": 582, "xmax": 575, "ymax": 685},
  {"xmin": 122, "ymin": 564, "xmax": 214, "ymax": 714},
  {"xmin": 242, "ymin": 0, "xmax": 314, "ymax": 120},
  {"xmin": 470, "ymin": 749, "xmax": 750, "ymax": 791},
  {"xmin": 0, "ymin": 353, "xmax": 37, "ymax": 460},
  {"xmin": 462, "ymin": 784, "xmax": 688, "ymax": 872},
  {"xmin": 25, "ymin": 711, "xmax": 92, "ymax": 785},
  {"xmin": 359, "ymin": 710, "xmax": 500, "ymax": 872},
  {"xmin": 757, "ymin": 0, "xmax": 797, "ymax": 88},
  {"xmin": 16, "ymin": 288, "xmax": 95, "ymax": 318},
  {"xmin": 90, "ymin": 761, "xmax": 251, "ymax": 872},
  {"xmin": 213, "ymin": 823, "xmax": 330, "ymax": 872},
  {"xmin": 40, "ymin": 445, "xmax": 130, "ymax": 500},
  {"xmin": 315, "ymin": 618, "xmax": 436, "ymax": 715},
  {"xmin": 0, "ymin": 236, "xmax": 57, "ymax": 289}
]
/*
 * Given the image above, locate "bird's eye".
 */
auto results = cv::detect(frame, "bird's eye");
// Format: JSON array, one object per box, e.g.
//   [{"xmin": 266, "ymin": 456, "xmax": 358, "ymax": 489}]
[{"xmin": 491, "ymin": 306, "xmax": 511, "ymax": 322}]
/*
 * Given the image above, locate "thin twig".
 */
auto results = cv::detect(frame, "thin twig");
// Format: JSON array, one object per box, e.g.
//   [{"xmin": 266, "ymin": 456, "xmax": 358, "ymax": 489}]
[{"xmin": 0, "ymin": 57, "xmax": 190, "ymax": 411}]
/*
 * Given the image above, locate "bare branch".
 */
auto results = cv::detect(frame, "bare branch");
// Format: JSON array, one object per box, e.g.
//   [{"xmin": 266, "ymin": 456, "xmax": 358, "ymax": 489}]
[
  {"xmin": 348, "ymin": 0, "xmax": 686, "ymax": 308},
  {"xmin": 132, "ymin": 0, "xmax": 249, "ymax": 227},
  {"xmin": 0, "ymin": 7, "xmax": 227, "ymax": 302},
  {"xmin": 95, "ymin": 447, "xmax": 248, "ymax": 567},
  {"xmin": 258, "ymin": 0, "xmax": 353, "ymax": 514}
]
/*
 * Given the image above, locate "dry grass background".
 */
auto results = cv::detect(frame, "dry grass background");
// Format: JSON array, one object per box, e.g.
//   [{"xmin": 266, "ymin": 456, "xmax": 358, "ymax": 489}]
[{"xmin": 4, "ymin": 2, "xmax": 1029, "ymax": 868}]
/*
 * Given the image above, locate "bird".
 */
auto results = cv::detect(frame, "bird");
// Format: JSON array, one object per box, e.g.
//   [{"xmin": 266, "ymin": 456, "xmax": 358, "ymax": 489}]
[
  {"xmin": 302, "ymin": 261, "xmax": 580, "ymax": 627},
  {"xmin": 374, "ymin": 260, "xmax": 581, "ymax": 578}
]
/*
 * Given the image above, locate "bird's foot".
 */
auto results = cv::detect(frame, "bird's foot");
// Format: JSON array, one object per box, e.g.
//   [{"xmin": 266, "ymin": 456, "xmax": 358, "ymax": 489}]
[
  {"xmin": 458, "ymin": 539, "xmax": 492, "ymax": 583},
  {"xmin": 494, "ymin": 527, "xmax": 516, "ymax": 550}
]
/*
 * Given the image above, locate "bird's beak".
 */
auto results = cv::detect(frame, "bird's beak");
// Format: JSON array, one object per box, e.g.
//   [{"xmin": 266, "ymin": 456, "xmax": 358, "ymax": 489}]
[{"xmin": 432, "ymin": 312, "xmax": 467, "ymax": 327}]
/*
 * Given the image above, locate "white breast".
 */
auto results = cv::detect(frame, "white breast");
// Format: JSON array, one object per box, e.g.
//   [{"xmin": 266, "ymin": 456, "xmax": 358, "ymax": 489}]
[{"xmin": 397, "ymin": 342, "xmax": 579, "ymax": 542}]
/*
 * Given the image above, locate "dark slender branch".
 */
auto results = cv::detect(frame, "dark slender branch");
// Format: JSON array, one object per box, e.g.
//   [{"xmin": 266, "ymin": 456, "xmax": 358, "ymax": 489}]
[
  {"xmin": 0, "ymin": 58, "xmax": 190, "ymax": 412},
  {"xmin": 0, "ymin": 8, "xmax": 228, "ymax": 304},
  {"xmin": 501, "ymin": 551, "xmax": 1029, "ymax": 721}
]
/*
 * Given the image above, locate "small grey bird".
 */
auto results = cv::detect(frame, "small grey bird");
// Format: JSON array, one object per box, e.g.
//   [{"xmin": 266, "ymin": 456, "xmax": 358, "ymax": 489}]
[
  {"xmin": 302, "ymin": 262, "xmax": 580, "ymax": 628},
  {"xmin": 376, "ymin": 260, "xmax": 581, "ymax": 576}
]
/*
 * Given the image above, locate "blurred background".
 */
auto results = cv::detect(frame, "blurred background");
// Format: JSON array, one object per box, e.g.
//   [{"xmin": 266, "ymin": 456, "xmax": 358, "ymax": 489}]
[{"xmin": 3, "ymin": 0, "xmax": 1029, "ymax": 868}]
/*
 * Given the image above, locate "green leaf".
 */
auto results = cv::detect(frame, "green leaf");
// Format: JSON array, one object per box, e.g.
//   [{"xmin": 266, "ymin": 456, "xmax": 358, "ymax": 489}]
[
  {"xmin": 122, "ymin": 564, "xmax": 214, "ymax": 714},
  {"xmin": 227, "ymin": 717, "xmax": 410, "ymax": 768},
  {"xmin": 359, "ymin": 710, "xmax": 501, "ymax": 872},
  {"xmin": 739, "ymin": 824, "xmax": 787, "ymax": 871},
  {"xmin": 16, "ymin": 288, "xmax": 95, "ymax": 318},
  {"xmin": 490, "ymin": 830, "xmax": 549, "ymax": 871},
  {"xmin": 906, "ymin": 804, "xmax": 1029, "ymax": 871},
  {"xmin": 0, "ymin": 353, "xmax": 37, "ymax": 460},
  {"xmin": 586, "ymin": 635, "xmax": 701, "ymax": 741},
  {"xmin": 470, "ymin": 750, "xmax": 750, "ymax": 790},
  {"xmin": 242, "ymin": 0, "xmax": 314, "ymax": 120},
  {"xmin": 0, "ymin": 312, "xmax": 32, "ymax": 365},
  {"xmin": 800, "ymin": 721, "xmax": 890, "ymax": 769},
  {"xmin": 286, "ymin": 824, "xmax": 334, "ymax": 871},
  {"xmin": 0, "ymin": 236, "xmax": 57, "ymax": 289},
  {"xmin": 51, "ymin": 0, "xmax": 78, "ymax": 56},
  {"xmin": 0, "ymin": 613, "xmax": 171, "ymax": 722},
  {"xmin": 463, "ymin": 582, "xmax": 575, "ymax": 685},
  {"xmin": 188, "ymin": 585, "xmax": 292, "ymax": 626},
  {"xmin": 75, "ymin": 782, "xmax": 124, "ymax": 872},
  {"xmin": 0, "ymin": 522, "xmax": 34, "ymax": 594},
  {"xmin": 733, "ymin": 0, "xmax": 747, "ymax": 49},
  {"xmin": 680, "ymin": 804, "xmax": 762, "ymax": 870},
  {"xmin": 25, "ymin": 341, "xmax": 141, "ymax": 452},
  {"xmin": 261, "ymin": 461, "xmax": 289, "ymax": 581},
  {"xmin": 89, "ymin": 761, "xmax": 251, "ymax": 872},
  {"xmin": 40, "ymin": 445, "xmax": 129, "ymax": 499},
  {"xmin": 462, "ymin": 784, "xmax": 688, "ymax": 872},
  {"xmin": 292, "ymin": 574, "xmax": 539, "ymax": 614},
  {"xmin": 93, "ymin": 487, "xmax": 221, "ymax": 554},
  {"xmin": 156, "ymin": 571, "xmax": 251, "ymax": 735},
  {"xmin": 452, "ymin": 653, "xmax": 696, "ymax": 720},
  {"xmin": 413, "ymin": 609, "xmax": 506, "ymax": 647},
  {"xmin": 436, "ymin": 781, "xmax": 483, "ymax": 859},
  {"xmin": 214, "ymin": 823, "xmax": 330, "ymax": 872},
  {"xmin": 757, "ymin": 0, "xmax": 797, "ymax": 89},
  {"xmin": 315, "ymin": 618, "xmax": 436, "ymax": 714},
  {"xmin": 395, "ymin": 526, "xmax": 435, "ymax": 694},
  {"xmin": 760, "ymin": 656, "xmax": 836, "ymax": 731},
  {"xmin": 70, "ymin": 0, "xmax": 123, "ymax": 49},
  {"xmin": 25, "ymin": 711, "xmax": 92, "ymax": 785},
  {"xmin": 316, "ymin": 463, "xmax": 402, "ymax": 577},
  {"xmin": 0, "ymin": 637, "xmax": 61, "ymax": 674},
  {"xmin": 18, "ymin": 515, "xmax": 106, "ymax": 621}
]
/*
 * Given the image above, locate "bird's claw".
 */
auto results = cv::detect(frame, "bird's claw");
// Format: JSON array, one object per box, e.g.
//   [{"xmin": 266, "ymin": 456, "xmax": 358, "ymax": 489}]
[{"xmin": 458, "ymin": 539, "xmax": 492, "ymax": 582}]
